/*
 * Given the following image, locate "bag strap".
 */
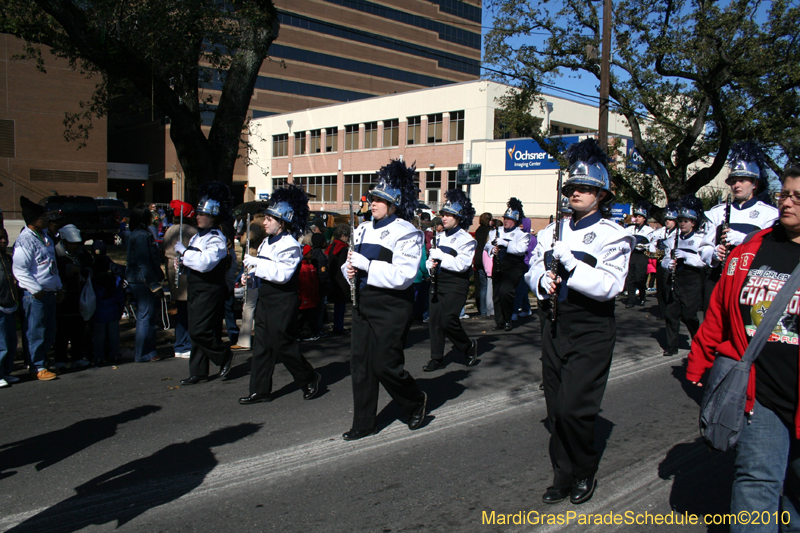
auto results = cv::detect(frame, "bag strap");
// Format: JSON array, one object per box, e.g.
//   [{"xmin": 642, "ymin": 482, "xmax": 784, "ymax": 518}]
[{"xmin": 741, "ymin": 259, "xmax": 800, "ymax": 365}]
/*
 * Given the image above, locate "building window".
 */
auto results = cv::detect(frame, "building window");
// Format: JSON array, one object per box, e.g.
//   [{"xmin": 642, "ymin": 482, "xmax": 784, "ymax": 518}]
[
  {"xmin": 295, "ymin": 175, "xmax": 338, "ymax": 203},
  {"xmin": 273, "ymin": 134, "xmax": 288, "ymax": 157},
  {"xmin": 345, "ymin": 124, "xmax": 359, "ymax": 151},
  {"xmin": 325, "ymin": 127, "xmax": 338, "ymax": 152},
  {"xmin": 344, "ymin": 173, "xmax": 380, "ymax": 201},
  {"xmin": 273, "ymin": 177, "xmax": 288, "ymax": 190},
  {"xmin": 383, "ymin": 119, "xmax": 399, "ymax": 147},
  {"xmin": 427, "ymin": 113, "xmax": 443, "ymax": 144},
  {"xmin": 426, "ymin": 170, "xmax": 441, "ymax": 204},
  {"xmin": 310, "ymin": 129, "xmax": 322, "ymax": 153},
  {"xmin": 294, "ymin": 131, "xmax": 307, "ymax": 155},
  {"xmin": 407, "ymin": 116, "xmax": 421, "ymax": 145},
  {"xmin": 449, "ymin": 110, "xmax": 465, "ymax": 141},
  {"xmin": 364, "ymin": 122, "xmax": 378, "ymax": 149},
  {"xmin": 447, "ymin": 170, "xmax": 461, "ymax": 191}
]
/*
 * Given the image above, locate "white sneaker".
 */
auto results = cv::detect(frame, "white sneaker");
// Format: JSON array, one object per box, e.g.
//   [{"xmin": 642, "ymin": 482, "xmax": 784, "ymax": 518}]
[
  {"xmin": 0, "ymin": 379, "xmax": 8, "ymax": 388},
  {"xmin": 175, "ymin": 351, "xmax": 191, "ymax": 359},
  {"xmin": 459, "ymin": 313, "xmax": 469, "ymax": 320},
  {"xmin": 5, "ymin": 375, "xmax": 20, "ymax": 384}
]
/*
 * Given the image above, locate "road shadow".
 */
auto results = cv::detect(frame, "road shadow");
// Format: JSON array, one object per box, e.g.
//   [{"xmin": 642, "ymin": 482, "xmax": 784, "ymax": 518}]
[
  {"xmin": 0, "ymin": 405, "xmax": 161, "ymax": 478},
  {"xmin": 659, "ymin": 438, "xmax": 734, "ymax": 532},
  {"xmin": 671, "ymin": 361, "xmax": 705, "ymax": 406},
  {"xmin": 6, "ymin": 423, "xmax": 262, "ymax": 533}
]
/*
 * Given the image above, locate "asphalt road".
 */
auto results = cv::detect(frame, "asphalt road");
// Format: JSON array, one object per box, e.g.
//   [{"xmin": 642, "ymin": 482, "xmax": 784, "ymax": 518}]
[{"xmin": 0, "ymin": 300, "xmax": 736, "ymax": 532}]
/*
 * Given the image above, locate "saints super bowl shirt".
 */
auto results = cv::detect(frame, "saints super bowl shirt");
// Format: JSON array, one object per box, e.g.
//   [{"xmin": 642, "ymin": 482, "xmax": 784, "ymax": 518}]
[{"xmin": 738, "ymin": 225, "xmax": 800, "ymax": 427}]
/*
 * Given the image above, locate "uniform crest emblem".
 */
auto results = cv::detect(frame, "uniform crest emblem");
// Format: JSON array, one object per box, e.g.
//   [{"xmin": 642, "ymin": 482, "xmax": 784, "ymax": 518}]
[
  {"xmin": 380, "ymin": 230, "xmax": 390, "ymax": 239},
  {"xmin": 750, "ymin": 210, "xmax": 759, "ymax": 219},
  {"xmin": 727, "ymin": 257, "xmax": 738, "ymax": 275},
  {"xmin": 583, "ymin": 232, "xmax": 596, "ymax": 244},
  {"xmin": 686, "ymin": 240, "xmax": 694, "ymax": 246},
  {"xmin": 739, "ymin": 253, "xmax": 755, "ymax": 270}
]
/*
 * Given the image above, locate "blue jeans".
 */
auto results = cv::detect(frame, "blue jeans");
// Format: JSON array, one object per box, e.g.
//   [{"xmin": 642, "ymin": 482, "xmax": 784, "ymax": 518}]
[
  {"xmin": 22, "ymin": 291, "xmax": 56, "ymax": 371},
  {"xmin": 174, "ymin": 300, "xmax": 191, "ymax": 353},
  {"xmin": 731, "ymin": 399, "xmax": 800, "ymax": 532},
  {"xmin": 93, "ymin": 321, "xmax": 120, "ymax": 362},
  {"xmin": 129, "ymin": 283, "xmax": 158, "ymax": 362},
  {"xmin": 224, "ymin": 290, "xmax": 238, "ymax": 344},
  {"xmin": 413, "ymin": 279, "xmax": 430, "ymax": 320},
  {"xmin": 513, "ymin": 277, "xmax": 532, "ymax": 315},
  {"xmin": 475, "ymin": 269, "xmax": 489, "ymax": 316},
  {"xmin": 333, "ymin": 302, "xmax": 345, "ymax": 332},
  {"xmin": 0, "ymin": 310, "xmax": 17, "ymax": 377}
]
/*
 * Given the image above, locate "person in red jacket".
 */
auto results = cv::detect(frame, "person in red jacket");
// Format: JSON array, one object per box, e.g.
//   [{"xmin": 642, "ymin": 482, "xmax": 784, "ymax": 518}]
[{"xmin": 687, "ymin": 166, "xmax": 800, "ymax": 531}]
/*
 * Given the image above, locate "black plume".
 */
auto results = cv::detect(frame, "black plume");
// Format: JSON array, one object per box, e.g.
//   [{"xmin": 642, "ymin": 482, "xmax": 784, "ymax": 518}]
[
  {"xmin": 196, "ymin": 181, "xmax": 232, "ymax": 223},
  {"xmin": 378, "ymin": 159, "xmax": 418, "ymax": 221},
  {"xmin": 679, "ymin": 194, "xmax": 704, "ymax": 221},
  {"xmin": 566, "ymin": 138, "xmax": 611, "ymax": 168},
  {"xmin": 728, "ymin": 141, "xmax": 766, "ymax": 174},
  {"xmin": 634, "ymin": 200, "xmax": 651, "ymax": 214},
  {"xmin": 270, "ymin": 184, "xmax": 309, "ymax": 238},
  {"xmin": 444, "ymin": 188, "xmax": 476, "ymax": 230},
  {"xmin": 508, "ymin": 197, "xmax": 525, "ymax": 221}
]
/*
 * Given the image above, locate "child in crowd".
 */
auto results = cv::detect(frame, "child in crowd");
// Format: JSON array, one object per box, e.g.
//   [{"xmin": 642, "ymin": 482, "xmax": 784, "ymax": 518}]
[{"xmin": 92, "ymin": 255, "xmax": 126, "ymax": 364}]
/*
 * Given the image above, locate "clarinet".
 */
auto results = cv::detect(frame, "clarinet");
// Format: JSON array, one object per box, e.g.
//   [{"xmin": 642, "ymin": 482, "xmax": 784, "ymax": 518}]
[
  {"xmin": 430, "ymin": 231, "xmax": 439, "ymax": 303},
  {"xmin": 720, "ymin": 193, "xmax": 732, "ymax": 250},
  {"xmin": 349, "ymin": 194, "xmax": 358, "ymax": 311},
  {"xmin": 175, "ymin": 206, "xmax": 183, "ymax": 287},
  {"xmin": 243, "ymin": 213, "xmax": 251, "ymax": 308},
  {"xmin": 670, "ymin": 226, "xmax": 679, "ymax": 291},
  {"xmin": 550, "ymin": 170, "xmax": 563, "ymax": 321}
]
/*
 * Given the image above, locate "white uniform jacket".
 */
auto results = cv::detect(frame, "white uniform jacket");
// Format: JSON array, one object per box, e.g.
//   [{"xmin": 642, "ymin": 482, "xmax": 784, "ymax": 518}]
[
  {"xmin": 699, "ymin": 198, "xmax": 778, "ymax": 266},
  {"xmin": 660, "ymin": 230, "xmax": 707, "ymax": 270},
  {"xmin": 12, "ymin": 228, "xmax": 61, "ymax": 293},
  {"xmin": 182, "ymin": 228, "xmax": 228, "ymax": 273},
  {"xmin": 648, "ymin": 226, "xmax": 677, "ymax": 255},
  {"xmin": 250, "ymin": 232, "xmax": 301, "ymax": 284},
  {"xmin": 483, "ymin": 227, "xmax": 530, "ymax": 258},
  {"xmin": 626, "ymin": 223, "xmax": 654, "ymax": 252},
  {"xmin": 526, "ymin": 211, "xmax": 634, "ymax": 302},
  {"xmin": 343, "ymin": 214, "xmax": 422, "ymax": 291},
  {"xmin": 433, "ymin": 227, "xmax": 476, "ymax": 273}
]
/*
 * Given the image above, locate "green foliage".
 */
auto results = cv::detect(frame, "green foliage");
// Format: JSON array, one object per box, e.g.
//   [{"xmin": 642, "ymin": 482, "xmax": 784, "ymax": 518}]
[
  {"xmin": 0, "ymin": 0, "xmax": 280, "ymax": 197},
  {"xmin": 484, "ymin": 0, "xmax": 800, "ymax": 208}
]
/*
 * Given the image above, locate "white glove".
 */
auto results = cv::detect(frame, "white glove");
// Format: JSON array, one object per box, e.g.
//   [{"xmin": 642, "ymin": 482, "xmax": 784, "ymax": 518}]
[
  {"xmin": 426, "ymin": 258, "xmax": 436, "ymax": 273},
  {"xmin": 242, "ymin": 254, "xmax": 258, "ymax": 270},
  {"xmin": 552, "ymin": 242, "xmax": 579, "ymax": 271},
  {"xmin": 661, "ymin": 257, "xmax": 673, "ymax": 270},
  {"xmin": 724, "ymin": 229, "xmax": 746, "ymax": 247},
  {"xmin": 429, "ymin": 247, "xmax": 446, "ymax": 261},
  {"xmin": 174, "ymin": 242, "xmax": 187, "ymax": 255},
  {"xmin": 349, "ymin": 251, "xmax": 371, "ymax": 272},
  {"xmin": 539, "ymin": 273, "xmax": 556, "ymax": 294},
  {"xmin": 674, "ymin": 249, "xmax": 688, "ymax": 260}
]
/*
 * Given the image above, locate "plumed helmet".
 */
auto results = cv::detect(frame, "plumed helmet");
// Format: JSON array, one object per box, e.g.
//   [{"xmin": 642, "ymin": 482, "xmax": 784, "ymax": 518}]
[
  {"xmin": 563, "ymin": 138, "xmax": 614, "ymax": 203},
  {"xmin": 632, "ymin": 200, "xmax": 650, "ymax": 218},
  {"xmin": 367, "ymin": 159, "xmax": 419, "ymax": 221},
  {"xmin": 727, "ymin": 141, "xmax": 768, "ymax": 188},
  {"xmin": 677, "ymin": 195, "xmax": 704, "ymax": 222},
  {"xmin": 440, "ymin": 189, "xmax": 476, "ymax": 230},
  {"xmin": 503, "ymin": 197, "xmax": 525, "ymax": 222},
  {"xmin": 266, "ymin": 184, "xmax": 309, "ymax": 238},
  {"xmin": 664, "ymin": 203, "xmax": 679, "ymax": 220},
  {"xmin": 196, "ymin": 181, "xmax": 232, "ymax": 222}
]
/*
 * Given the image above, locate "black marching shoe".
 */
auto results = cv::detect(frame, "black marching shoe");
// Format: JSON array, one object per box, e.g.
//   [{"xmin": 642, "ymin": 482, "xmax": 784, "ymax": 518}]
[
  {"xmin": 491, "ymin": 323, "xmax": 506, "ymax": 331},
  {"xmin": 180, "ymin": 376, "xmax": 208, "ymax": 385},
  {"xmin": 465, "ymin": 339, "xmax": 479, "ymax": 367},
  {"xmin": 504, "ymin": 322, "xmax": 513, "ymax": 332},
  {"xmin": 423, "ymin": 358, "xmax": 446, "ymax": 372},
  {"xmin": 342, "ymin": 428, "xmax": 376, "ymax": 441},
  {"xmin": 625, "ymin": 303, "xmax": 635, "ymax": 309},
  {"xmin": 570, "ymin": 476, "xmax": 597, "ymax": 504},
  {"xmin": 408, "ymin": 392, "xmax": 427, "ymax": 430},
  {"xmin": 238, "ymin": 392, "xmax": 272, "ymax": 405},
  {"xmin": 219, "ymin": 351, "xmax": 235, "ymax": 380},
  {"xmin": 637, "ymin": 299, "xmax": 646, "ymax": 307},
  {"xmin": 663, "ymin": 348, "xmax": 678, "ymax": 357},
  {"xmin": 302, "ymin": 372, "xmax": 322, "ymax": 400},
  {"xmin": 542, "ymin": 486, "xmax": 571, "ymax": 504}
]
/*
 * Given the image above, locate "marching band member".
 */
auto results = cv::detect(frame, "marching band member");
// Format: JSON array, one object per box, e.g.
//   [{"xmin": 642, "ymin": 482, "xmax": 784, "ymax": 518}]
[
  {"xmin": 342, "ymin": 159, "xmax": 427, "ymax": 441},
  {"xmin": 423, "ymin": 189, "xmax": 478, "ymax": 371},
  {"xmin": 648, "ymin": 204, "xmax": 678, "ymax": 320},
  {"xmin": 699, "ymin": 142, "xmax": 779, "ymax": 309},
  {"xmin": 661, "ymin": 196, "xmax": 706, "ymax": 356},
  {"xmin": 625, "ymin": 202, "xmax": 654, "ymax": 308},
  {"xmin": 239, "ymin": 185, "xmax": 320, "ymax": 405},
  {"xmin": 485, "ymin": 198, "xmax": 530, "ymax": 332},
  {"xmin": 526, "ymin": 139, "xmax": 634, "ymax": 505},
  {"xmin": 175, "ymin": 182, "xmax": 234, "ymax": 385}
]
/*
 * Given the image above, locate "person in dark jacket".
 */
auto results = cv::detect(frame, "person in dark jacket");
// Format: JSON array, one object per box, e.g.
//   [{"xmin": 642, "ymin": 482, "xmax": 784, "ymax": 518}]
[
  {"xmin": 91, "ymin": 255, "xmax": 126, "ymax": 364},
  {"xmin": 0, "ymin": 228, "xmax": 19, "ymax": 387},
  {"xmin": 126, "ymin": 205, "xmax": 165, "ymax": 363},
  {"xmin": 309, "ymin": 232, "xmax": 330, "ymax": 338},
  {"xmin": 473, "ymin": 213, "xmax": 492, "ymax": 317},
  {"xmin": 326, "ymin": 224, "xmax": 351, "ymax": 334},
  {"xmin": 54, "ymin": 224, "xmax": 94, "ymax": 371}
]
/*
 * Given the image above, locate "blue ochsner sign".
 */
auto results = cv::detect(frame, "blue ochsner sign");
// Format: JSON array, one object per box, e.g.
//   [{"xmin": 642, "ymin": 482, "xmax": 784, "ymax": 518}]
[{"xmin": 505, "ymin": 136, "xmax": 580, "ymax": 171}]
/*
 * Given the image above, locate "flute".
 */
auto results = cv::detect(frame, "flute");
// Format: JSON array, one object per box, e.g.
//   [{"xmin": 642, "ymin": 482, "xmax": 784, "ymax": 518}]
[
  {"xmin": 349, "ymin": 194, "xmax": 358, "ymax": 311},
  {"xmin": 430, "ymin": 230, "xmax": 439, "ymax": 303},
  {"xmin": 243, "ymin": 213, "xmax": 251, "ymax": 308},
  {"xmin": 550, "ymin": 170, "xmax": 563, "ymax": 321}
]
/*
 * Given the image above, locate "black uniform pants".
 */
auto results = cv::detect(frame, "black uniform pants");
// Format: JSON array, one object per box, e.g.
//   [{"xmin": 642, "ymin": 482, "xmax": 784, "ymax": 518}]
[
  {"xmin": 188, "ymin": 281, "xmax": 231, "ymax": 377},
  {"xmin": 542, "ymin": 311, "xmax": 615, "ymax": 488},
  {"xmin": 350, "ymin": 287, "xmax": 425, "ymax": 431},
  {"xmin": 704, "ymin": 267, "xmax": 720, "ymax": 313},
  {"xmin": 655, "ymin": 261, "xmax": 668, "ymax": 319},
  {"xmin": 429, "ymin": 273, "xmax": 471, "ymax": 359},
  {"xmin": 250, "ymin": 289, "xmax": 315, "ymax": 394},
  {"xmin": 625, "ymin": 252, "xmax": 649, "ymax": 305},
  {"xmin": 664, "ymin": 267, "xmax": 703, "ymax": 351},
  {"xmin": 493, "ymin": 262, "xmax": 526, "ymax": 326}
]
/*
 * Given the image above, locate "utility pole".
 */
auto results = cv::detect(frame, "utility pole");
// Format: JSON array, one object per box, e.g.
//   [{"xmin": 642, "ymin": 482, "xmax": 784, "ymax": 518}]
[{"xmin": 599, "ymin": 0, "xmax": 612, "ymax": 152}]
